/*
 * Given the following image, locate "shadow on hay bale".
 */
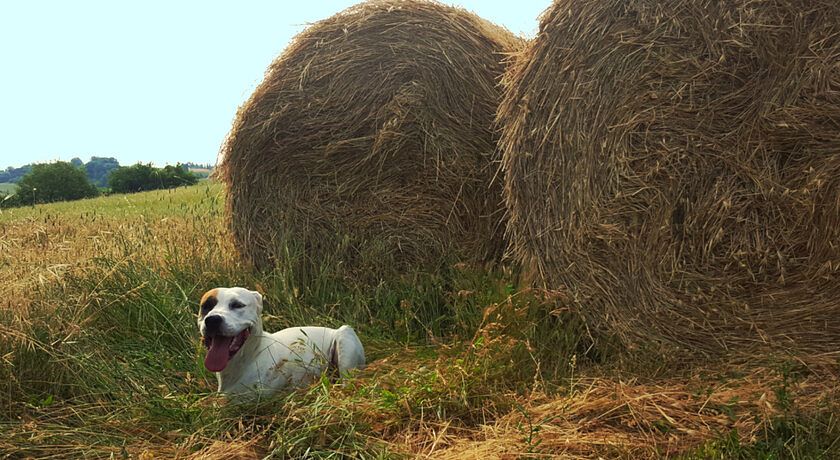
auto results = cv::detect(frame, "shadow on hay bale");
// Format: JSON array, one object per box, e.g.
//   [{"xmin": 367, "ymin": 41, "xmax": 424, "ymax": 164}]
[
  {"xmin": 499, "ymin": 0, "xmax": 840, "ymax": 355},
  {"xmin": 219, "ymin": 0, "xmax": 521, "ymax": 282}
]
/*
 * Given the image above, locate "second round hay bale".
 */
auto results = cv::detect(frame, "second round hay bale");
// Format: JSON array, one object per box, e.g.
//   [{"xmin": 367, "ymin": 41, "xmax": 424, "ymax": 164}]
[
  {"xmin": 220, "ymin": 0, "xmax": 521, "ymax": 279},
  {"xmin": 499, "ymin": 0, "xmax": 840, "ymax": 354}
]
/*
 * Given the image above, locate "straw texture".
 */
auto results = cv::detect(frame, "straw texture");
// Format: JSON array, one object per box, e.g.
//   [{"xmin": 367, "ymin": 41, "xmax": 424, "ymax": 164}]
[
  {"xmin": 220, "ymin": 0, "xmax": 521, "ymax": 278},
  {"xmin": 499, "ymin": 0, "xmax": 840, "ymax": 354}
]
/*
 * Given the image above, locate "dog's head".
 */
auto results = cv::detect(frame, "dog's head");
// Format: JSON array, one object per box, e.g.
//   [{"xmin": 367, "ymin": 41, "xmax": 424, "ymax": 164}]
[{"xmin": 197, "ymin": 287, "xmax": 263, "ymax": 373}]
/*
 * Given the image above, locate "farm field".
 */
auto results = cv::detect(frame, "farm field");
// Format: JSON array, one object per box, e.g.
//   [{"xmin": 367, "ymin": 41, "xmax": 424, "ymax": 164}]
[
  {"xmin": 1, "ymin": 184, "xmax": 838, "ymax": 458},
  {"xmin": 187, "ymin": 167, "xmax": 212, "ymax": 179},
  {"xmin": 0, "ymin": 182, "xmax": 16, "ymax": 195}
]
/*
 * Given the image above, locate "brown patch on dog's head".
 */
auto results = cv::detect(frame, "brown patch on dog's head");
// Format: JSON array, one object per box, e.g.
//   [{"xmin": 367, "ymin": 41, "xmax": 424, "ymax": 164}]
[{"xmin": 199, "ymin": 288, "xmax": 219, "ymax": 316}]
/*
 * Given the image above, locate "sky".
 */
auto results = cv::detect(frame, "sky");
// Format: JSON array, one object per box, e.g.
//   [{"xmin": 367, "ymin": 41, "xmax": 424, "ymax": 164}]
[{"xmin": 0, "ymin": 1, "xmax": 548, "ymax": 170}]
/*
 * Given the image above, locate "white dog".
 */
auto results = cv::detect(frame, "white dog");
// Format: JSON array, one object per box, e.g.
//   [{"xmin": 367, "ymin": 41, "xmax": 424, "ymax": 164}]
[{"xmin": 197, "ymin": 287, "xmax": 365, "ymax": 397}]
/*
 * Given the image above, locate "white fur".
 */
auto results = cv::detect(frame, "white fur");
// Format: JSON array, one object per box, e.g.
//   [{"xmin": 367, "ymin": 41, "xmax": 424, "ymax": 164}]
[{"xmin": 197, "ymin": 287, "xmax": 365, "ymax": 398}]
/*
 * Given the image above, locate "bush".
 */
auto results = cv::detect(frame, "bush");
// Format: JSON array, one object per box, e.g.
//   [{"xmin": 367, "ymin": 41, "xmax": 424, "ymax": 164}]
[
  {"xmin": 13, "ymin": 162, "xmax": 99, "ymax": 205},
  {"xmin": 0, "ymin": 192, "xmax": 21, "ymax": 208},
  {"xmin": 108, "ymin": 164, "xmax": 198, "ymax": 193}
]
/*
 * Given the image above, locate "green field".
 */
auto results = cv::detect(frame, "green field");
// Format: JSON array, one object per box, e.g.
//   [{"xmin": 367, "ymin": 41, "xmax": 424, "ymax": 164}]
[
  {"xmin": 1, "ymin": 184, "xmax": 837, "ymax": 458},
  {"xmin": 0, "ymin": 182, "xmax": 16, "ymax": 194}
]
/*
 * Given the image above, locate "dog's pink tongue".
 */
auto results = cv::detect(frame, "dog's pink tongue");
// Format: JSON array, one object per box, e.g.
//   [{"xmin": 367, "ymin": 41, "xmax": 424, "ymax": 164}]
[{"xmin": 205, "ymin": 336, "xmax": 234, "ymax": 372}]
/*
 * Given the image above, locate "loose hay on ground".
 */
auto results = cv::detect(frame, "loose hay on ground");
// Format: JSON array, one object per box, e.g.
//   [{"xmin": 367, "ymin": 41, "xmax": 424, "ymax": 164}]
[
  {"xmin": 499, "ymin": 0, "xmax": 840, "ymax": 355},
  {"xmin": 220, "ymin": 0, "xmax": 522, "ymax": 279},
  {"xmin": 430, "ymin": 363, "xmax": 839, "ymax": 458}
]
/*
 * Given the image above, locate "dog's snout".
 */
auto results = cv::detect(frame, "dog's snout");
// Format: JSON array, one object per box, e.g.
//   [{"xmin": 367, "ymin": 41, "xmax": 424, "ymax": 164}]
[{"xmin": 204, "ymin": 315, "xmax": 224, "ymax": 334}]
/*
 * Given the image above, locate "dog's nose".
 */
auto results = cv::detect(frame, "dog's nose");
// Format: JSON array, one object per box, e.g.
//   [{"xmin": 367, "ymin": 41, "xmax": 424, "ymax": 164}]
[{"xmin": 204, "ymin": 315, "xmax": 224, "ymax": 334}]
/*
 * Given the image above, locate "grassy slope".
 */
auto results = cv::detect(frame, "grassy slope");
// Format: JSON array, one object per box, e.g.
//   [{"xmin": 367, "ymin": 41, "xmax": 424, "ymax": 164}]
[
  {"xmin": 0, "ymin": 182, "xmax": 16, "ymax": 194},
  {"xmin": 1, "ymin": 184, "xmax": 837, "ymax": 459}
]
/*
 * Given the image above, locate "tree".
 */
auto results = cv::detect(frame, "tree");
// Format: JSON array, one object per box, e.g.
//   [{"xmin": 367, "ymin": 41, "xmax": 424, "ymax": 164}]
[
  {"xmin": 109, "ymin": 163, "xmax": 198, "ymax": 193},
  {"xmin": 182, "ymin": 162, "xmax": 214, "ymax": 170},
  {"xmin": 160, "ymin": 164, "xmax": 200, "ymax": 188},
  {"xmin": 70, "ymin": 157, "xmax": 84, "ymax": 167},
  {"xmin": 108, "ymin": 163, "xmax": 156, "ymax": 193},
  {"xmin": 85, "ymin": 157, "xmax": 121, "ymax": 187},
  {"xmin": 16, "ymin": 162, "xmax": 99, "ymax": 205}
]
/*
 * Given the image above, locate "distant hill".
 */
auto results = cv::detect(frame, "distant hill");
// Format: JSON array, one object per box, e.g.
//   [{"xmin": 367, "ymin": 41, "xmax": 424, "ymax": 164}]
[{"xmin": 0, "ymin": 164, "xmax": 32, "ymax": 183}]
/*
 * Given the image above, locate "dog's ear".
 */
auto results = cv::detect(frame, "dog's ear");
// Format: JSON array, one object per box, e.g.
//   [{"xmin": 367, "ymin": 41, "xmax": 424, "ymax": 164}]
[{"xmin": 251, "ymin": 290, "xmax": 263, "ymax": 309}]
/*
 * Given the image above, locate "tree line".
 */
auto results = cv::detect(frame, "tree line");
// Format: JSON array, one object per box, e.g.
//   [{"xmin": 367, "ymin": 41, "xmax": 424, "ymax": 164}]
[
  {"xmin": 0, "ymin": 160, "xmax": 200, "ymax": 208},
  {"xmin": 1, "ymin": 156, "xmax": 120, "ymax": 186}
]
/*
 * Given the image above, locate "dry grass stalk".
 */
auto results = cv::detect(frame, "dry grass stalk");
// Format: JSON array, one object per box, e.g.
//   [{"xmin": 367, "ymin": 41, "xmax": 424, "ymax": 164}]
[
  {"xmin": 0, "ymin": 185, "xmax": 233, "ymax": 318},
  {"xmin": 219, "ymin": 0, "xmax": 522, "ymax": 277},
  {"xmin": 499, "ymin": 0, "xmax": 840, "ymax": 355}
]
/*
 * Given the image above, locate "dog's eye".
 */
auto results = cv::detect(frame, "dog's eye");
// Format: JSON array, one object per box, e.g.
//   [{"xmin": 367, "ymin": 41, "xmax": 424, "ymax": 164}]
[
  {"xmin": 200, "ymin": 296, "xmax": 217, "ymax": 315},
  {"xmin": 230, "ymin": 300, "xmax": 246, "ymax": 310}
]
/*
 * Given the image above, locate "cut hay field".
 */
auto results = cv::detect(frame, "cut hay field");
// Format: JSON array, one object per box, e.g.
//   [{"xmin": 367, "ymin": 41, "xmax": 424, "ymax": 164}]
[{"xmin": 1, "ymin": 184, "xmax": 838, "ymax": 458}]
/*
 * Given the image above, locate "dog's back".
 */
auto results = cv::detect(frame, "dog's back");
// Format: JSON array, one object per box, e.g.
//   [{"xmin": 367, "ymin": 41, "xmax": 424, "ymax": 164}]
[{"xmin": 262, "ymin": 325, "xmax": 365, "ymax": 384}]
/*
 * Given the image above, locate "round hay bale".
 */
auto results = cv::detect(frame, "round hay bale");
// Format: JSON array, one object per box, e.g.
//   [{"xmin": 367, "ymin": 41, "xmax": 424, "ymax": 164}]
[
  {"xmin": 220, "ymin": 0, "xmax": 521, "ymax": 280},
  {"xmin": 500, "ymin": 0, "xmax": 840, "ymax": 354}
]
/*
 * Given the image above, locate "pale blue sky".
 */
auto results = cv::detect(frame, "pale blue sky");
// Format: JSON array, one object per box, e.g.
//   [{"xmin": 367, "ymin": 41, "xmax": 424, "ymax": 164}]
[{"xmin": 0, "ymin": 1, "xmax": 547, "ymax": 169}]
